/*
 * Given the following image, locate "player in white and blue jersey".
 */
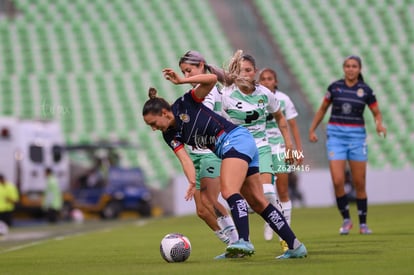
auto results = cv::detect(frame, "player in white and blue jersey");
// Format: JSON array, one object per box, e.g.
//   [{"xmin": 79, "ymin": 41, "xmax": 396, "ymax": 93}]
[
  {"xmin": 143, "ymin": 70, "xmax": 307, "ymax": 259},
  {"xmin": 259, "ymin": 68, "xmax": 303, "ymax": 251},
  {"xmin": 309, "ymin": 55, "xmax": 387, "ymax": 235},
  {"xmin": 220, "ymin": 51, "xmax": 298, "ymax": 252}
]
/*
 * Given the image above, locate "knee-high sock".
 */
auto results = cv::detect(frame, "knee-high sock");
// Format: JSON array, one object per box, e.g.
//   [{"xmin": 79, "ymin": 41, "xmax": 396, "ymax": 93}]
[
  {"xmin": 278, "ymin": 200, "xmax": 292, "ymax": 242},
  {"xmin": 226, "ymin": 193, "xmax": 249, "ymax": 241},
  {"xmin": 217, "ymin": 215, "xmax": 239, "ymax": 244},
  {"xmin": 263, "ymin": 183, "xmax": 278, "ymax": 207},
  {"xmin": 336, "ymin": 195, "xmax": 350, "ymax": 220},
  {"xmin": 356, "ymin": 198, "xmax": 368, "ymax": 225},
  {"xmin": 260, "ymin": 203, "xmax": 300, "ymax": 249}
]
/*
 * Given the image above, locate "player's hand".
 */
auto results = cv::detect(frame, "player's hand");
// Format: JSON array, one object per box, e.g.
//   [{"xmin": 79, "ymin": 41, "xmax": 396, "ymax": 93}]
[
  {"xmin": 376, "ymin": 124, "xmax": 387, "ymax": 138},
  {"xmin": 284, "ymin": 144, "xmax": 295, "ymax": 165},
  {"xmin": 309, "ymin": 131, "xmax": 318, "ymax": 142},
  {"xmin": 162, "ymin": 68, "xmax": 182, "ymax": 85},
  {"xmin": 295, "ymin": 150, "xmax": 304, "ymax": 165},
  {"xmin": 184, "ymin": 182, "xmax": 196, "ymax": 201}
]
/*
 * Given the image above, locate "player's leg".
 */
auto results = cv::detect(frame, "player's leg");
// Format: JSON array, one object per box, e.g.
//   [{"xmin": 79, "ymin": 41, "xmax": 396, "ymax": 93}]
[
  {"xmin": 201, "ymin": 176, "xmax": 238, "ymax": 244},
  {"xmin": 241, "ymin": 172, "xmax": 307, "ymax": 259},
  {"xmin": 199, "ymin": 154, "xmax": 238, "ymax": 244},
  {"xmin": 349, "ymin": 141, "xmax": 371, "ymax": 234},
  {"xmin": 327, "ymin": 137, "xmax": 352, "ymax": 234},
  {"xmin": 258, "ymin": 146, "xmax": 278, "ymax": 241},
  {"xmin": 275, "ymin": 172, "xmax": 291, "ymax": 251}
]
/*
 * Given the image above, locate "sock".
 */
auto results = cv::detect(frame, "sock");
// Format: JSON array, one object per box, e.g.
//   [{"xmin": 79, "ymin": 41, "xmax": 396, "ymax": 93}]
[
  {"xmin": 336, "ymin": 195, "xmax": 350, "ymax": 220},
  {"xmin": 278, "ymin": 200, "xmax": 292, "ymax": 242},
  {"xmin": 263, "ymin": 183, "xmax": 278, "ymax": 207},
  {"xmin": 356, "ymin": 198, "xmax": 368, "ymax": 225},
  {"xmin": 260, "ymin": 203, "xmax": 299, "ymax": 249},
  {"xmin": 217, "ymin": 215, "xmax": 239, "ymax": 244},
  {"xmin": 281, "ymin": 200, "xmax": 292, "ymax": 225},
  {"xmin": 214, "ymin": 230, "xmax": 230, "ymax": 244},
  {"xmin": 226, "ymin": 193, "xmax": 249, "ymax": 241}
]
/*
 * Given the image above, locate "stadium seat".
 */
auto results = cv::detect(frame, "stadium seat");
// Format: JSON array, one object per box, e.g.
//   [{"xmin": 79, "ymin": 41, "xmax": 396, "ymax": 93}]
[{"xmin": 254, "ymin": 0, "xmax": 414, "ymax": 168}]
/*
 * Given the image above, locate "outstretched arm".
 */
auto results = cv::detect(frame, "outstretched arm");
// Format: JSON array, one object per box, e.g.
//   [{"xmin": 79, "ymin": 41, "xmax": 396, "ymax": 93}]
[
  {"xmin": 309, "ymin": 100, "xmax": 330, "ymax": 142},
  {"xmin": 162, "ymin": 68, "xmax": 217, "ymax": 99},
  {"xmin": 175, "ymin": 148, "xmax": 197, "ymax": 201}
]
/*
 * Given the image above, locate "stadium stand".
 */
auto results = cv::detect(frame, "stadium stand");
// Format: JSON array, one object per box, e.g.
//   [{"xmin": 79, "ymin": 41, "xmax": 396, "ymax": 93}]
[
  {"xmin": 0, "ymin": 0, "xmax": 233, "ymax": 188},
  {"xmin": 254, "ymin": 0, "xmax": 414, "ymax": 169},
  {"xmin": 1, "ymin": 0, "xmax": 413, "ymax": 189}
]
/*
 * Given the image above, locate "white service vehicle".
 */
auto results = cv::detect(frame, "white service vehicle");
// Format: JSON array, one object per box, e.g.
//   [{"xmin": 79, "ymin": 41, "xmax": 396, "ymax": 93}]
[{"xmin": 0, "ymin": 117, "xmax": 69, "ymax": 212}]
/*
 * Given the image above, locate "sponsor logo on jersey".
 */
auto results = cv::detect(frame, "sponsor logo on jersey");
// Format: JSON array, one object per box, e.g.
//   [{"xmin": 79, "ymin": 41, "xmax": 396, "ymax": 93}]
[{"xmin": 342, "ymin": 103, "xmax": 352, "ymax": 114}]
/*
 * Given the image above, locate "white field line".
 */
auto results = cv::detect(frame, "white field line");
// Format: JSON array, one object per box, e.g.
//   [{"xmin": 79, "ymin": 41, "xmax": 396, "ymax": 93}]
[{"xmin": 0, "ymin": 220, "xmax": 149, "ymax": 254}]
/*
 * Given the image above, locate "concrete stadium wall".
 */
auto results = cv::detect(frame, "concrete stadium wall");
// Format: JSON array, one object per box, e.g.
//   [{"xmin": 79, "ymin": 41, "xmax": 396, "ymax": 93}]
[{"xmin": 159, "ymin": 169, "xmax": 414, "ymax": 216}]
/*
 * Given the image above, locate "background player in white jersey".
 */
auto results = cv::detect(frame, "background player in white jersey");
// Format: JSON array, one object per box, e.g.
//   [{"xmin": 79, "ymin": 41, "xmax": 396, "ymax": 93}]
[
  {"xmin": 178, "ymin": 51, "xmax": 238, "ymax": 248},
  {"xmin": 221, "ymin": 50, "xmax": 294, "ymax": 244},
  {"xmin": 259, "ymin": 68, "xmax": 304, "ymax": 251}
]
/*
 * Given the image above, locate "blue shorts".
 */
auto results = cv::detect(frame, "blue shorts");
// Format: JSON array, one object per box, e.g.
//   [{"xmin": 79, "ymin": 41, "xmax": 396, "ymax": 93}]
[
  {"xmin": 326, "ymin": 137, "xmax": 368, "ymax": 161},
  {"xmin": 214, "ymin": 126, "xmax": 259, "ymax": 176}
]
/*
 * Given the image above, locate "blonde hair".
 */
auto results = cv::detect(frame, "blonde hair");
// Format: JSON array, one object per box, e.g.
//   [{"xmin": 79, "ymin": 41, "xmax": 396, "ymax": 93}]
[{"xmin": 224, "ymin": 50, "xmax": 256, "ymax": 91}]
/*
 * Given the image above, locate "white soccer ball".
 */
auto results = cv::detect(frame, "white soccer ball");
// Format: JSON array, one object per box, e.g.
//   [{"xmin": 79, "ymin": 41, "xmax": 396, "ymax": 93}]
[
  {"xmin": 160, "ymin": 233, "xmax": 191, "ymax": 263},
  {"xmin": 0, "ymin": 221, "xmax": 9, "ymax": 236}
]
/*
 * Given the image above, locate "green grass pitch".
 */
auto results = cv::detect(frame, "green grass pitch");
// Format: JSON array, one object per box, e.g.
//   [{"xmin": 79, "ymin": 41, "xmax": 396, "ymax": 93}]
[{"xmin": 1, "ymin": 203, "xmax": 413, "ymax": 275}]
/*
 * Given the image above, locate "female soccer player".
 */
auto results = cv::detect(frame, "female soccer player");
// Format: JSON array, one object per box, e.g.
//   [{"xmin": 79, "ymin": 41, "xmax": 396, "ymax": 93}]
[
  {"xmin": 309, "ymin": 55, "xmax": 387, "ymax": 235},
  {"xmin": 220, "ymin": 51, "xmax": 292, "ymax": 246},
  {"xmin": 142, "ymin": 70, "xmax": 307, "ymax": 259},
  {"xmin": 259, "ymin": 68, "xmax": 303, "ymax": 251},
  {"xmin": 178, "ymin": 50, "xmax": 238, "ymax": 246}
]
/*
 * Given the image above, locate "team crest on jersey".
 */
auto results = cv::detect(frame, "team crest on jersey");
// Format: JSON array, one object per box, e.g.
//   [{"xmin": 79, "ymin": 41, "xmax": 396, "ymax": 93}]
[
  {"xmin": 257, "ymin": 99, "xmax": 265, "ymax": 108},
  {"xmin": 179, "ymin": 113, "xmax": 190, "ymax": 123},
  {"xmin": 357, "ymin": 88, "xmax": 364, "ymax": 97}
]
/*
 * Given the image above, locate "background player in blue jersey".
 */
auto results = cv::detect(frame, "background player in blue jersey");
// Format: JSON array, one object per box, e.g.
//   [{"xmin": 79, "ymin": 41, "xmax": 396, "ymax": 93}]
[
  {"xmin": 142, "ymin": 71, "xmax": 307, "ymax": 259},
  {"xmin": 309, "ymin": 55, "xmax": 387, "ymax": 235},
  {"xmin": 177, "ymin": 50, "xmax": 238, "ymax": 247}
]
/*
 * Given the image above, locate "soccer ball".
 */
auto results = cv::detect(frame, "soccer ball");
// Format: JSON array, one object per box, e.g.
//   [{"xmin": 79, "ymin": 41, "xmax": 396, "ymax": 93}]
[{"xmin": 160, "ymin": 233, "xmax": 191, "ymax": 263}]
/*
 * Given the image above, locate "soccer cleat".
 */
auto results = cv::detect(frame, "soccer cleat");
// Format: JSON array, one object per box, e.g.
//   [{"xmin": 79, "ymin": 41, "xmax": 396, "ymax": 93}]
[
  {"xmin": 264, "ymin": 222, "xmax": 274, "ymax": 241},
  {"xmin": 280, "ymin": 240, "xmax": 289, "ymax": 252},
  {"xmin": 276, "ymin": 243, "xmax": 307, "ymax": 259},
  {"xmin": 359, "ymin": 224, "xmax": 372, "ymax": 235},
  {"xmin": 339, "ymin": 219, "xmax": 353, "ymax": 235},
  {"xmin": 226, "ymin": 239, "xmax": 255, "ymax": 257},
  {"xmin": 214, "ymin": 252, "xmax": 245, "ymax": 260}
]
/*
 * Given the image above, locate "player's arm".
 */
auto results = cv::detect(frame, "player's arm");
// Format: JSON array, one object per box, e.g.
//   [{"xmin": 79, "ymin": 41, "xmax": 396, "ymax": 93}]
[
  {"xmin": 369, "ymin": 104, "xmax": 387, "ymax": 138},
  {"xmin": 272, "ymin": 110, "xmax": 294, "ymax": 164},
  {"xmin": 309, "ymin": 99, "xmax": 331, "ymax": 142},
  {"xmin": 162, "ymin": 68, "xmax": 217, "ymax": 99},
  {"xmin": 174, "ymin": 148, "xmax": 197, "ymax": 201},
  {"xmin": 287, "ymin": 118, "xmax": 304, "ymax": 164}
]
